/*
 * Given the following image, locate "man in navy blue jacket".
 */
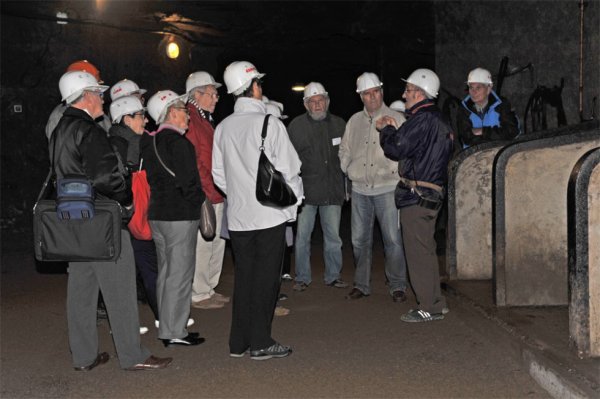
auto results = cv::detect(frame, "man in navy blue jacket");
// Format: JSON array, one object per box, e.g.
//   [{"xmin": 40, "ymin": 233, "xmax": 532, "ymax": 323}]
[{"xmin": 377, "ymin": 68, "xmax": 454, "ymax": 323}]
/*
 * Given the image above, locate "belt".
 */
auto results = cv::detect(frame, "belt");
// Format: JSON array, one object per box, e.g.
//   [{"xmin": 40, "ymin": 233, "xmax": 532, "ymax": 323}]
[{"xmin": 398, "ymin": 177, "xmax": 443, "ymax": 193}]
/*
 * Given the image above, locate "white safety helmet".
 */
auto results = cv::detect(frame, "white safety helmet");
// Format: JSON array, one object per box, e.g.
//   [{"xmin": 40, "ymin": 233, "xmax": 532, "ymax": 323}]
[
  {"xmin": 402, "ymin": 68, "xmax": 440, "ymax": 99},
  {"xmin": 147, "ymin": 90, "xmax": 187, "ymax": 124},
  {"xmin": 110, "ymin": 95, "xmax": 145, "ymax": 124},
  {"xmin": 59, "ymin": 71, "xmax": 109, "ymax": 104},
  {"xmin": 356, "ymin": 72, "xmax": 383, "ymax": 93},
  {"xmin": 223, "ymin": 61, "xmax": 265, "ymax": 95},
  {"xmin": 390, "ymin": 100, "xmax": 406, "ymax": 113},
  {"xmin": 185, "ymin": 71, "xmax": 222, "ymax": 95},
  {"xmin": 467, "ymin": 67, "xmax": 493, "ymax": 86},
  {"xmin": 303, "ymin": 82, "xmax": 328, "ymax": 101},
  {"xmin": 110, "ymin": 79, "xmax": 147, "ymax": 101}
]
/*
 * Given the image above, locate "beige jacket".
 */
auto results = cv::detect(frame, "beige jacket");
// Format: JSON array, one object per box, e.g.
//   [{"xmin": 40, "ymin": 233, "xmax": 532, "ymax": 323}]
[{"xmin": 339, "ymin": 104, "xmax": 405, "ymax": 194}]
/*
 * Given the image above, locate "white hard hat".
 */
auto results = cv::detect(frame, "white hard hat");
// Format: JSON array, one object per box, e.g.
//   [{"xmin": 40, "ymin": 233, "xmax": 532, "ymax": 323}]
[
  {"xmin": 110, "ymin": 95, "xmax": 145, "ymax": 124},
  {"xmin": 147, "ymin": 90, "xmax": 187, "ymax": 124},
  {"xmin": 185, "ymin": 71, "xmax": 222, "ymax": 94},
  {"xmin": 110, "ymin": 79, "xmax": 147, "ymax": 101},
  {"xmin": 223, "ymin": 61, "xmax": 265, "ymax": 95},
  {"xmin": 402, "ymin": 68, "xmax": 440, "ymax": 98},
  {"xmin": 467, "ymin": 67, "xmax": 493, "ymax": 86},
  {"xmin": 303, "ymin": 82, "xmax": 328, "ymax": 101},
  {"xmin": 59, "ymin": 71, "xmax": 109, "ymax": 104},
  {"xmin": 390, "ymin": 100, "xmax": 406, "ymax": 113},
  {"xmin": 356, "ymin": 72, "xmax": 383, "ymax": 93}
]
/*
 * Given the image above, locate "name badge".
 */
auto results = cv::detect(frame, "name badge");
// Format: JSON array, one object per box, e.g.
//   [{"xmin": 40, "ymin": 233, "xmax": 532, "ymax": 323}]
[{"xmin": 332, "ymin": 137, "xmax": 341, "ymax": 146}]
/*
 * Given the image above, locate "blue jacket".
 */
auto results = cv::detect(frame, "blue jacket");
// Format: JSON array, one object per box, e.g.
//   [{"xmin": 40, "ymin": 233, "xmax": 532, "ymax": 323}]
[
  {"xmin": 379, "ymin": 99, "xmax": 454, "ymax": 208},
  {"xmin": 457, "ymin": 90, "xmax": 520, "ymax": 148}
]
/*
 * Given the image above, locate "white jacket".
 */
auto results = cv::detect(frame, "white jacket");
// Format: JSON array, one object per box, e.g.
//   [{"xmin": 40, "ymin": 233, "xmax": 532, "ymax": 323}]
[
  {"xmin": 212, "ymin": 97, "xmax": 303, "ymax": 231},
  {"xmin": 339, "ymin": 104, "xmax": 405, "ymax": 195}
]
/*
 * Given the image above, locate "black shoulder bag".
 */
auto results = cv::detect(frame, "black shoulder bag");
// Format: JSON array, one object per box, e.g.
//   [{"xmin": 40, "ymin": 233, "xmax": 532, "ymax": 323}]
[{"xmin": 255, "ymin": 114, "xmax": 298, "ymax": 208}]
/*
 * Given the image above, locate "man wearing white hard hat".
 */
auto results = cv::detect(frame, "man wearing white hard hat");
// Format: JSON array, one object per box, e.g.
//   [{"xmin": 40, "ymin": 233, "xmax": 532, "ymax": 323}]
[
  {"xmin": 45, "ymin": 60, "xmax": 111, "ymax": 139},
  {"xmin": 140, "ymin": 90, "xmax": 206, "ymax": 347},
  {"xmin": 49, "ymin": 71, "xmax": 172, "ymax": 371},
  {"xmin": 287, "ymin": 82, "xmax": 348, "ymax": 293},
  {"xmin": 213, "ymin": 61, "xmax": 303, "ymax": 360},
  {"xmin": 377, "ymin": 68, "xmax": 454, "ymax": 323},
  {"xmin": 183, "ymin": 71, "xmax": 229, "ymax": 311},
  {"xmin": 456, "ymin": 67, "xmax": 519, "ymax": 148},
  {"xmin": 339, "ymin": 72, "xmax": 409, "ymax": 303}
]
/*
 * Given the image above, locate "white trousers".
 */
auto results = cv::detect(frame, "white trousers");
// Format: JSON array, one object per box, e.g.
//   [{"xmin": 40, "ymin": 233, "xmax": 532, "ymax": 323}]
[{"xmin": 192, "ymin": 202, "xmax": 226, "ymax": 302}]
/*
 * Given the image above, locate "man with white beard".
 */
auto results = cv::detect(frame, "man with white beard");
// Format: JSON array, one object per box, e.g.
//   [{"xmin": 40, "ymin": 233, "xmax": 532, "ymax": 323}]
[{"xmin": 287, "ymin": 82, "xmax": 348, "ymax": 292}]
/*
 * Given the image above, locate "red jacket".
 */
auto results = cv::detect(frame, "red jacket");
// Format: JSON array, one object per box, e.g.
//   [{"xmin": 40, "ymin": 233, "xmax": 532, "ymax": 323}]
[{"xmin": 186, "ymin": 103, "xmax": 224, "ymax": 204}]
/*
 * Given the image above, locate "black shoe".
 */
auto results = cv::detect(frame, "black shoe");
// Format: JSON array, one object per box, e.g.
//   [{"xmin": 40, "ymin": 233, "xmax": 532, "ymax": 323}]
[
  {"xmin": 162, "ymin": 333, "xmax": 205, "ymax": 347},
  {"xmin": 345, "ymin": 288, "xmax": 367, "ymax": 300},
  {"xmin": 250, "ymin": 342, "xmax": 292, "ymax": 360},
  {"xmin": 391, "ymin": 290, "xmax": 407, "ymax": 303},
  {"xmin": 74, "ymin": 352, "xmax": 110, "ymax": 371}
]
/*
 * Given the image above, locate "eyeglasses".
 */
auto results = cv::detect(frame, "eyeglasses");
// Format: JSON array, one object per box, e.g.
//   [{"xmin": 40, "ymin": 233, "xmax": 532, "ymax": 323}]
[
  {"xmin": 468, "ymin": 84, "xmax": 487, "ymax": 92},
  {"xmin": 308, "ymin": 98, "xmax": 326, "ymax": 106},
  {"xmin": 86, "ymin": 91, "xmax": 104, "ymax": 99},
  {"xmin": 132, "ymin": 112, "xmax": 145, "ymax": 118},
  {"xmin": 199, "ymin": 91, "xmax": 220, "ymax": 100}
]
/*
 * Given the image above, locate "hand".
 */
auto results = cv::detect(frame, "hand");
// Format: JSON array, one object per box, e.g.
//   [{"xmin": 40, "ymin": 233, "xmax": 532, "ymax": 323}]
[
  {"xmin": 376, "ymin": 116, "xmax": 398, "ymax": 131},
  {"xmin": 472, "ymin": 128, "xmax": 483, "ymax": 136}
]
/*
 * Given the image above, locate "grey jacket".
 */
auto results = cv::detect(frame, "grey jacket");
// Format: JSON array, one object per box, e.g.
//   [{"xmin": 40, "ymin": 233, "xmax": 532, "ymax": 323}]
[
  {"xmin": 339, "ymin": 104, "xmax": 405, "ymax": 195},
  {"xmin": 288, "ymin": 112, "xmax": 346, "ymax": 205}
]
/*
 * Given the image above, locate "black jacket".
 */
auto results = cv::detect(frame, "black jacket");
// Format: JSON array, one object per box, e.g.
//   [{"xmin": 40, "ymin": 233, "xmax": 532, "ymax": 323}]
[
  {"xmin": 287, "ymin": 113, "xmax": 346, "ymax": 205},
  {"xmin": 379, "ymin": 99, "xmax": 454, "ymax": 208},
  {"xmin": 140, "ymin": 127, "xmax": 204, "ymax": 221},
  {"xmin": 49, "ymin": 107, "xmax": 132, "ymax": 206}
]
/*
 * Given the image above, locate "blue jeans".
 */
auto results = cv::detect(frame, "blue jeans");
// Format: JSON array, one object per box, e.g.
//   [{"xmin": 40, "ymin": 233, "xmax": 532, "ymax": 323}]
[
  {"xmin": 294, "ymin": 204, "xmax": 343, "ymax": 285},
  {"xmin": 350, "ymin": 191, "xmax": 407, "ymax": 295}
]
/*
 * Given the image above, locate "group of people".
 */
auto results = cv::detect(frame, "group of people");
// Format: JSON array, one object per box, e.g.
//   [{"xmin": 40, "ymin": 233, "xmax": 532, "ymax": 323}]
[{"xmin": 47, "ymin": 57, "xmax": 519, "ymax": 371}]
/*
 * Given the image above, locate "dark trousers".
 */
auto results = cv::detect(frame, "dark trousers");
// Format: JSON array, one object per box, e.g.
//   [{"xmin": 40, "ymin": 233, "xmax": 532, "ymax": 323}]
[
  {"xmin": 399, "ymin": 205, "xmax": 447, "ymax": 314},
  {"xmin": 130, "ymin": 237, "xmax": 159, "ymax": 320},
  {"xmin": 229, "ymin": 223, "xmax": 286, "ymax": 353}
]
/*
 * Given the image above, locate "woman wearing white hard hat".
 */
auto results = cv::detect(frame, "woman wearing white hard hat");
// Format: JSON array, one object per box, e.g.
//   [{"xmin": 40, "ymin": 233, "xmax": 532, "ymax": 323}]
[
  {"xmin": 108, "ymin": 95, "xmax": 160, "ymax": 336},
  {"xmin": 456, "ymin": 67, "xmax": 520, "ymax": 148},
  {"xmin": 139, "ymin": 90, "xmax": 206, "ymax": 347}
]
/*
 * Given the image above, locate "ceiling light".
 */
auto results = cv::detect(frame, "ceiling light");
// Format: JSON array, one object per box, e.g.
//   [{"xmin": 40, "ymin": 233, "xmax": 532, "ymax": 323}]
[
  {"xmin": 166, "ymin": 42, "xmax": 180, "ymax": 59},
  {"xmin": 291, "ymin": 84, "xmax": 305, "ymax": 92}
]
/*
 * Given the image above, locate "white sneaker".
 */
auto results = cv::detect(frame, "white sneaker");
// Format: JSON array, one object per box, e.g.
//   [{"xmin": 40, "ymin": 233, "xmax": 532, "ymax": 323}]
[
  {"xmin": 139, "ymin": 326, "xmax": 149, "ymax": 335},
  {"xmin": 154, "ymin": 318, "xmax": 194, "ymax": 328}
]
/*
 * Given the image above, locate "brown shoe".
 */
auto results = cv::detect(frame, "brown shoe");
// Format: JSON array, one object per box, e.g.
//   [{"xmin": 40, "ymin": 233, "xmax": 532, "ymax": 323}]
[
  {"xmin": 127, "ymin": 355, "xmax": 173, "ymax": 371},
  {"xmin": 391, "ymin": 290, "xmax": 407, "ymax": 303},
  {"xmin": 345, "ymin": 288, "xmax": 367, "ymax": 300},
  {"xmin": 74, "ymin": 352, "xmax": 110, "ymax": 371},
  {"xmin": 192, "ymin": 296, "xmax": 225, "ymax": 309}
]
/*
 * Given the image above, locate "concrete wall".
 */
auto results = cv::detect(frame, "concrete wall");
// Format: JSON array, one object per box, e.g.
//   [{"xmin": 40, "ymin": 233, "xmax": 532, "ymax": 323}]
[{"xmin": 435, "ymin": 0, "xmax": 599, "ymax": 131}]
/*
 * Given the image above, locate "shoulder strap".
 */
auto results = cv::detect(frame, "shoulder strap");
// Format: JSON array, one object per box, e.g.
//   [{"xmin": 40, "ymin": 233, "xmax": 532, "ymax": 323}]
[
  {"xmin": 259, "ymin": 114, "xmax": 271, "ymax": 151},
  {"xmin": 153, "ymin": 135, "xmax": 175, "ymax": 177}
]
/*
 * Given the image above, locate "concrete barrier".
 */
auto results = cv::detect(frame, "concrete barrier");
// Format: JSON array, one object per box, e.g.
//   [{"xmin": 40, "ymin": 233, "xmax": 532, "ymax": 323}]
[
  {"xmin": 447, "ymin": 142, "xmax": 507, "ymax": 279},
  {"xmin": 494, "ymin": 121, "xmax": 600, "ymax": 306},
  {"xmin": 568, "ymin": 148, "xmax": 600, "ymax": 358}
]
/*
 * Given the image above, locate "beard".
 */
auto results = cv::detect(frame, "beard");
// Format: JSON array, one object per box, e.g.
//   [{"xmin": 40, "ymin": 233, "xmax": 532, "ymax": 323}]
[{"xmin": 309, "ymin": 110, "xmax": 327, "ymax": 121}]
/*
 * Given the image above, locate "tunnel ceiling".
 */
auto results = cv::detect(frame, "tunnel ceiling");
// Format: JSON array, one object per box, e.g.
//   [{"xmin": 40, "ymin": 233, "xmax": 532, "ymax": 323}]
[{"xmin": 1, "ymin": 1, "xmax": 434, "ymax": 60}]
